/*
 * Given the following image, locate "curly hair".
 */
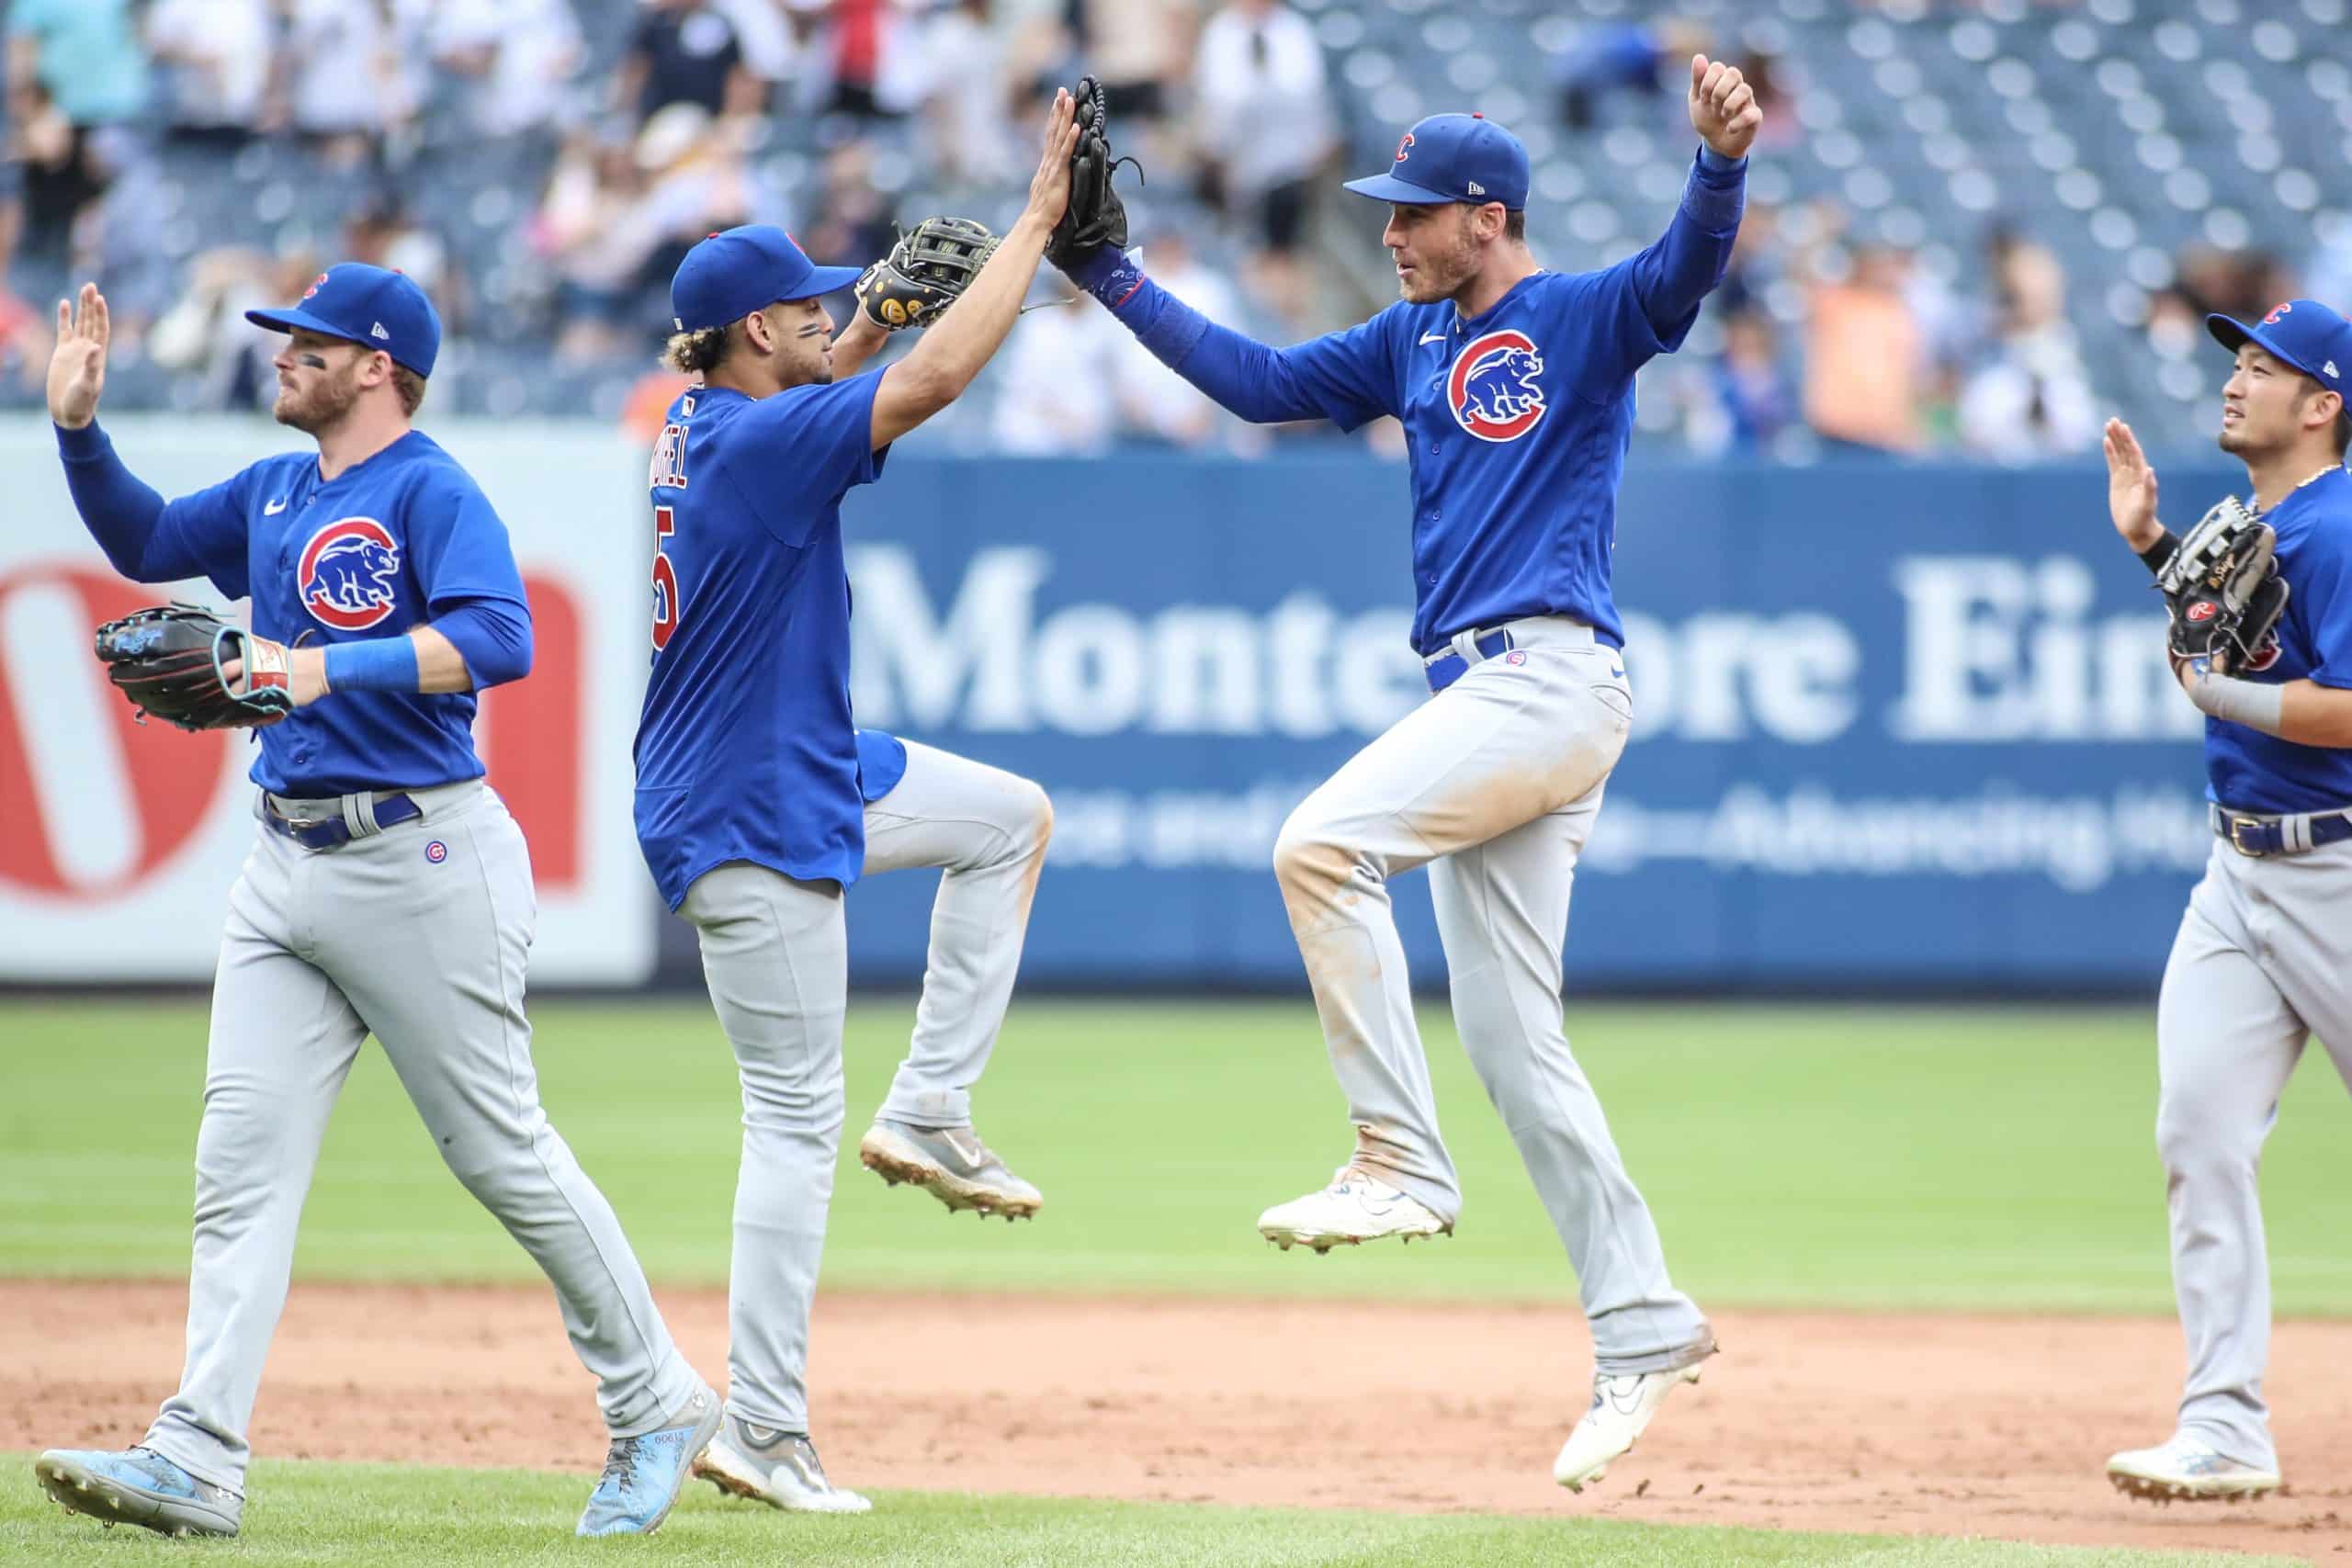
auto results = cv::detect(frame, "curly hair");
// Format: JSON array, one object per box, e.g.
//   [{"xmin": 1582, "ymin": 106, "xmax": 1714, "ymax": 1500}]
[{"xmin": 663, "ymin": 324, "xmax": 732, "ymax": 375}]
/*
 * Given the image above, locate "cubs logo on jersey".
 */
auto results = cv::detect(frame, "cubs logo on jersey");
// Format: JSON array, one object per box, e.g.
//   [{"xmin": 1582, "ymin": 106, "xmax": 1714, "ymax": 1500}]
[
  {"xmin": 1448, "ymin": 330, "xmax": 1548, "ymax": 442},
  {"xmin": 297, "ymin": 517, "xmax": 402, "ymax": 631}
]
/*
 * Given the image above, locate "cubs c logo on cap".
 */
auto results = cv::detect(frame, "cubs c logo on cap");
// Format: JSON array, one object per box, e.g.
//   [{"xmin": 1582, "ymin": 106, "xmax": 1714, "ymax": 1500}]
[
  {"xmin": 1448, "ymin": 330, "xmax": 1548, "ymax": 442},
  {"xmin": 1394, "ymin": 131, "xmax": 1415, "ymax": 163},
  {"xmin": 298, "ymin": 517, "xmax": 401, "ymax": 630},
  {"xmin": 2263, "ymin": 301, "xmax": 2291, "ymax": 325}
]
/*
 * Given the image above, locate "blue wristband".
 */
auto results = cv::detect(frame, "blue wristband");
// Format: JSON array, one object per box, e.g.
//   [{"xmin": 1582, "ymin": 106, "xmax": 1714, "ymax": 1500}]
[
  {"xmin": 1066, "ymin": 245, "xmax": 1148, "ymax": 310},
  {"xmin": 322, "ymin": 635, "xmax": 421, "ymax": 694}
]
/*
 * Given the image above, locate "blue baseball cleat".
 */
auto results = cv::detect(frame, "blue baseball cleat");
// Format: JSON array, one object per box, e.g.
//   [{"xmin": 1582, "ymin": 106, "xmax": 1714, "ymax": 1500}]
[
  {"xmin": 33, "ymin": 1447, "xmax": 242, "ymax": 1538},
  {"xmin": 576, "ymin": 1384, "xmax": 722, "ymax": 1537}
]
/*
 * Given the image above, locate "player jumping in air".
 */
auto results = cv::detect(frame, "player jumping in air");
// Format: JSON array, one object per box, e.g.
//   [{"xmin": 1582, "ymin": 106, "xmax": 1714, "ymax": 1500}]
[
  {"xmin": 629, "ymin": 93, "xmax": 1078, "ymax": 1514},
  {"xmin": 1046, "ymin": 61, "xmax": 1759, "ymax": 1492}
]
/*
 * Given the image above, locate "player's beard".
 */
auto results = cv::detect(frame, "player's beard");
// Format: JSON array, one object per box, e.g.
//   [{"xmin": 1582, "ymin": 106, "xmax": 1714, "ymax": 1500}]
[
  {"xmin": 1401, "ymin": 218, "xmax": 1481, "ymax": 305},
  {"xmin": 275, "ymin": 360, "xmax": 364, "ymax": 434}
]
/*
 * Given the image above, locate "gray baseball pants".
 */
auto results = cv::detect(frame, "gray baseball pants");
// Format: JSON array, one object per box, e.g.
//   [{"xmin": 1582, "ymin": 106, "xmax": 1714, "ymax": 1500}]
[
  {"xmin": 2154, "ymin": 829, "xmax": 2352, "ymax": 1472},
  {"xmin": 680, "ymin": 741, "xmax": 1050, "ymax": 1433},
  {"xmin": 143, "ymin": 782, "xmax": 703, "ymax": 1495},
  {"xmin": 1271, "ymin": 617, "xmax": 1712, "ymax": 1375}
]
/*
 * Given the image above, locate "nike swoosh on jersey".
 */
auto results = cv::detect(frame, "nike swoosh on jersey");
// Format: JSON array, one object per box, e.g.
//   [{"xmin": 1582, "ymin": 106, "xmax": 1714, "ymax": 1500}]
[
  {"xmin": 1419, "ymin": 332, "xmax": 1448, "ymax": 345},
  {"xmin": 263, "ymin": 498, "xmax": 288, "ymax": 514}
]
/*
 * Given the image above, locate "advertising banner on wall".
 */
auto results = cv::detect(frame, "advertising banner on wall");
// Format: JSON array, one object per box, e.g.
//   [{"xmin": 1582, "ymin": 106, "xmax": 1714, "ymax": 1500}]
[
  {"xmin": 839, "ymin": 454, "xmax": 2235, "ymax": 992},
  {"xmin": 3, "ymin": 418, "xmax": 2242, "ymax": 991},
  {"xmin": 0, "ymin": 417, "xmax": 659, "ymax": 985}
]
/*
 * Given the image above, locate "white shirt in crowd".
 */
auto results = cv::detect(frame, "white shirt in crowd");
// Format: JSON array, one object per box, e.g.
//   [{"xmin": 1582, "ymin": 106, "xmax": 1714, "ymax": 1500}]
[
  {"xmin": 432, "ymin": 0, "xmax": 584, "ymax": 138},
  {"xmin": 1193, "ymin": 2, "xmax": 1333, "ymax": 197},
  {"xmin": 147, "ymin": 0, "xmax": 273, "ymax": 130}
]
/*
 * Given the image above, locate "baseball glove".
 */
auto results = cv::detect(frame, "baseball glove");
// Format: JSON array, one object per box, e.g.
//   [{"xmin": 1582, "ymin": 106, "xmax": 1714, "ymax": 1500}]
[
  {"xmin": 93, "ymin": 603, "xmax": 292, "ymax": 731},
  {"xmin": 1046, "ymin": 74, "xmax": 1140, "ymax": 270},
  {"xmin": 2159, "ymin": 497, "xmax": 2290, "ymax": 675},
  {"xmin": 854, "ymin": 216, "xmax": 1001, "ymax": 332}
]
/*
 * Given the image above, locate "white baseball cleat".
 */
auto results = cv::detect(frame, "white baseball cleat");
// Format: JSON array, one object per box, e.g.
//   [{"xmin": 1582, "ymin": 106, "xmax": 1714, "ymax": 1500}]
[
  {"xmin": 692, "ymin": 1418, "xmax": 872, "ymax": 1513},
  {"xmin": 2106, "ymin": 1434, "xmax": 2281, "ymax": 1503},
  {"xmin": 1553, "ymin": 1359, "xmax": 1707, "ymax": 1493},
  {"xmin": 1257, "ymin": 1167, "xmax": 1450, "ymax": 1253}
]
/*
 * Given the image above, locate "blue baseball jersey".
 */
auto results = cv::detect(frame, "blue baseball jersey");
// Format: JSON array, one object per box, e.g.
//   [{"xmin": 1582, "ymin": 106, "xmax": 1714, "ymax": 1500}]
[
  {"xmin": 1238, "ymin": 263, "xmax": 1700, "ymax": 654},
  {"xmin": 2205, "ymin": 466, "xmax": 2352, "ymax": 814},
  {"xmin": 632, "ymin": 376, "xmax": 889, "ymax": 909},
  {"xmin": 141, "ymin": 431, "xmax": 527, "ymax": 795}
]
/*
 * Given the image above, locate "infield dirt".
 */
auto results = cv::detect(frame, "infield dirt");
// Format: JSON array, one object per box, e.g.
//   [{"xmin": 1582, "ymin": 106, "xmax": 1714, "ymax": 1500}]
[{"xmin": 6, "ymin": 1280, "xmax": 2346, "ymax": 1555}]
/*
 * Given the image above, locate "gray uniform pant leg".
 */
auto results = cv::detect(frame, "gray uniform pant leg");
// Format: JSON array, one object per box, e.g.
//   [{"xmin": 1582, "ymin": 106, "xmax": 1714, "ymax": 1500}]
[
  {"xmin": 680, "ymin": 862, "xmax": 848, "ymax": 1436},
  {"xmin": 2156, "ymin": 840, "xmax": 2352, "ymax": 1471},
  {"xmin": 1272, "ymin": 637, "xmax": 1707, "ymax": 1370},
  {"xmin": 319, "ymin": 790, "xmax": 701, "ymax": 1442},
  {"xmin": 862, "ymin": 740, "xmax": 1053, "ymax": 1130},
  {"xmin": 1430, "ymin": 788, "xmax": 1710, "ymax": 1373},
  {"xmin": 143, "ymin": 841, "xmax": 368, "ymax": 1495},
  {"xmin": 146, "ymin": 789, "xmax": 699, "ymax": 1493}
]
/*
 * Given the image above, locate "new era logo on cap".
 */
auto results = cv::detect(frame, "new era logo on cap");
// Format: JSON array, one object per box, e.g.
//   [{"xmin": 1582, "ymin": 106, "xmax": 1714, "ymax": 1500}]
[
  {"xmin": 1467, "ymin": 180, "xmax": 1486, "ymax": 196},
  {"xmin": 370, "ymin": 321, "xmax": 389, "ymax": 340}
]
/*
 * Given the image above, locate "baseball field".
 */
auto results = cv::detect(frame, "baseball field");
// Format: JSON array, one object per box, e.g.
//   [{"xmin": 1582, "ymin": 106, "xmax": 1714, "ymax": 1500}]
[{"xmin": 4, "ymin": 996, "xmax": 2346, "ymax": 1565}]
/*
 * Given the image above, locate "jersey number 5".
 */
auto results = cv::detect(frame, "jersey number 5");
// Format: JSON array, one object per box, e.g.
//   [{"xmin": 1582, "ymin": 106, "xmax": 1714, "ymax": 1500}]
[{"xmin": 650, "ymin": 504, "xmax": 680, "ymax": 651}]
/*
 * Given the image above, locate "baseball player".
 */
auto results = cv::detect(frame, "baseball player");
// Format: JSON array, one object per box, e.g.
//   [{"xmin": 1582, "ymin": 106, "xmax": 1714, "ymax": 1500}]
[
  {"xmin": 2099, "ymin": 299, "xmax": 2352, "ymax": 1504},
  {"xmin": 631, "ymin": 94, "xmax": 1076, "ymax": 1513},
  {"xmin": 1049, "ymin": 61, "xmax": 1759, "ymax": 1492},
  {"xmin": 29, "ymin": 267, "xmax": 719, "ymax": 1540}
]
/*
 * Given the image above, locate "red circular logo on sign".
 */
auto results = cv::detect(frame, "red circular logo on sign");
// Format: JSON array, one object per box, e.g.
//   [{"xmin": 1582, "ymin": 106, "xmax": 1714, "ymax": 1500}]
[
  {"xmin": 0, "ymin": 565, "xmax": 236, "ymax": 897},
  {"xmin": 297, "ymin": 517, "xmax": 402, "ymax": 631},
  {"xmin": 1448, "ymin": 330, "xmax": 1549, "ymax": 442}
]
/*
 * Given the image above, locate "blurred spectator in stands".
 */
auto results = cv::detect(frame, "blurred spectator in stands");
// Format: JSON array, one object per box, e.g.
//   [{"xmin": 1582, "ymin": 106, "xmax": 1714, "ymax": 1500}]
[
  {"xmin": 1958, "ymin": 240, "xmax": 2098, "ymax": 462},
  {"xmin": 1733, "ymin": 48, "xmax": 1798, "ymax": 156},
  {"xmin": 1109, "ymin": 230, "xmax": 1252, "ymax": 451},
  {"xmin": 914, "ymin": 0, "xmax": 1023, "ymax": 186},
  {"xmin": 824, "ymin": 0, "xmax": 929, "ymax": 119},
  {"xmin": 801, "ymin": 138, "xmax": 897, "ymax": 270},
  {"xmin": 2307, "ymin": 213, "xmax": 2352, "ymax": 315},
  {"xmin": 1688, "ymin": 307, "xmax": 1796, "ymax": 457},
  {"xmin": 1553, "ymin": 18, "xmax": 1707, "ymax": 131},
  {"xmin": 433, "ymin": 0, "xmax": 585, "ymax": 140},
  {"xmin": 1074, "ymin": 0, "xmax": 1196, "ymax": 129},
  {"xmin": 714, "ymin": 0, "xmax": 799, "ymax": 108},
  {"xmin": 1193, "ymin": 0, "xmax": 1334, "ymax": 332},
  {"xmin": 148, "ymin": 0, "xmax": 273, "ymax": 149},
  {"xmin": 6, "ymin": 0, "xmax": 148, "ymax": 266},
  {"xmin": 344, "ymin": 194, "xmax": 464, "ymax": 334},
  {"xmin": 2147, "ymin": 245, "xmax": 2296, "ymax": 359},
  {"xmin": 1713, "ymin": 199, "xmax": 1781, "ymax": 319},
  {"xmin": 614, "ymin": 0, "xmax": 763, "ymax": 125},
  {"xmin": 271, "ymin": 0, "xmax": 430, "ymax": 168},
  {"xmin": 536, "ymin": 105, "xmax": 754, "ymax": 362},
  {"xmin": 149, "ymin": 245, "xmax": 323, "ymax": 409},
  {"xmin": 989, "ymin": 286, "xmax": 1124, "ymax": 454},
  {"xmin": 1803, "ymin": 242, "xmax": 1927, "ymax": 455}
]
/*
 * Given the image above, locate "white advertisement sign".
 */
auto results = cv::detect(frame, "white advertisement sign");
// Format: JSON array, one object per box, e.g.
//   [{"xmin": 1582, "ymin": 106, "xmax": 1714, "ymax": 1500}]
[{"xmin": 0, "ymin": 415, "xmax": 659, "ymax": 984}]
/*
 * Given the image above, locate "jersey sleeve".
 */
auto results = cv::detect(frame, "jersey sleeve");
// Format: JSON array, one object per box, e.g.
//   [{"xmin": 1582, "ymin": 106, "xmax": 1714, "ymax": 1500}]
[
  {"xmin": 2294, "ymin": 507, "xmax": 2352, "ymax": 690},
  {"xmin": 403, "ymin": 468, "xmax": 530, "ymax": 615},
  {"xmin": 152, "ymin": 463, "xmax": 262, "ymax": 600},
  {"xmin": 1253, "ymin": 311, "xmax": 1402, "ymax": 431},
  {"xmin": 719, "ymin": 372, "xmax": 887, "ymax": 547}
]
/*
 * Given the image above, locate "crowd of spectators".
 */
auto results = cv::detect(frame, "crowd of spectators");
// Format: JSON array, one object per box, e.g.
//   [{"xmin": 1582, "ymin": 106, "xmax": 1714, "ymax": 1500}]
[{"xmin": 0, "ymin": 0, "xmax": 2337, "ymax": 462}]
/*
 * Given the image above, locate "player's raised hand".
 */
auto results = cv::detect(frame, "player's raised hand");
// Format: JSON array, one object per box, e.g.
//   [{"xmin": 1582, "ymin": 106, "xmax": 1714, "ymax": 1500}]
[
  {"xmin": 48, "ymin": 283, "xmax": 110, "ymax": 430},
  {"xmin": 1688, "ymin": 54, "xmax": 1761, "ymax": 162},
  {"xmin": 1022, "ymin": 87, "xmax": 1079, "ymax": 231},
  {"xmin": 2103, "ymin": 416, "xmax": 2164, "ymax": 550}
]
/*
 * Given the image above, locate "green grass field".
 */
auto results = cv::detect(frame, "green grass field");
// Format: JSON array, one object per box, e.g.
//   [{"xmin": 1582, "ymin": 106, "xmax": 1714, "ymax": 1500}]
[
  {"xmin": 4, "ymin": 998, "xmax": 2347, "ymax": 1313},
  {"xmin": 0, "ymin": 1464, "xmax": 2303, "ymax": 1568},
  {"xmin": 4, "ymin": 997, "xmax": 2346, "ymax": 1567}
]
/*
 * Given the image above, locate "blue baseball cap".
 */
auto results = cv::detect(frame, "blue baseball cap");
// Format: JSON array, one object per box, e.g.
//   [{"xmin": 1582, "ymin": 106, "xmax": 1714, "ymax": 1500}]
[
  {"xmin": 1343, "ymin": 113, "xmax": 1531, "ymax": 210},
  {"xmin": 2208, "ymin": 299, "xmax": 2352, "ymax": 400},
  {"xmin": 246, "ymin": 263, "xmax": 440, "ymax": 378},
  {"xmin": 671, "ymin": 225, "xmax": 862, "ymax": 333}
]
